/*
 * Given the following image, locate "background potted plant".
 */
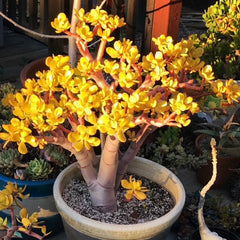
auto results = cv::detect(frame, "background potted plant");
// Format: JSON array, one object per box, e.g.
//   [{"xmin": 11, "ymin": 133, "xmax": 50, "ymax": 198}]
[
  {"xmin": 138, "ymin": 126, "xmax": 209, "ymax": 173},
  {"xmin": 199, "ymin": 0, "xmax": 240, "ymax": 80},
  {"xmin": 194, "ymin": 103, "xmax": 240, "ymax": 187},
  {"xmin": 1, "ymin": 3, "xmax": 240, "ymax": 239},
  {"xmin": 193, "ymin": 138, "xmax": 240, "ymax": 239}
]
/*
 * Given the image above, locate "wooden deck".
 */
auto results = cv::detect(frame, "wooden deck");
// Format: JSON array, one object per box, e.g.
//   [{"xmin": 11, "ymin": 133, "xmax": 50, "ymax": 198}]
[{"xmin": 0, "ymin": 26, "xmax": 48, "ymax": 88}]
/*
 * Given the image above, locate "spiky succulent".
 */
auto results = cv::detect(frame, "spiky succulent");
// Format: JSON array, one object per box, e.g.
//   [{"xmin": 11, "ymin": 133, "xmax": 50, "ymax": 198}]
[
  {"xmin": 26, "ymin": 158, "xmax": 53, "ymax": 180},
  {"xmin": 0, "ymin": 148, "xmax": 21, "ymax": 175}
]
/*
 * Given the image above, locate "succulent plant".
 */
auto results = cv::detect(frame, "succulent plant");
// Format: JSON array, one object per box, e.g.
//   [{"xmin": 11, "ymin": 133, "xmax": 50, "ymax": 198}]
[
  {"xmin": 138, "ymin": 127, "xmax": 209, "ymax": 171},
  {"xmin": 14, "ymin": 169, "xmax": 27, "ymax": 180},
  {"xmin": 200, "ymin": 0, "xmax": 240, "ymax": 79},
  {"xmin": 43, "ymin": 144, "xmax": 70, "ymax": 167},
  {"xmin": 0, "ymin": 82, "xmax": 16, "ymax": 98},
  {"xmin": 0, "ymin": 83, "xmax": 16, "ymax": 121},
  {"xmin": 0, "ymin": 148, "xmax": 21, "ymax": 175},
  {"xmin": 194, "ymin": 106, "xmax": 240, "ymax": 157},
  {"xmin": 26, "ymin": 158, "xmax": 53, "ymax": 180}
]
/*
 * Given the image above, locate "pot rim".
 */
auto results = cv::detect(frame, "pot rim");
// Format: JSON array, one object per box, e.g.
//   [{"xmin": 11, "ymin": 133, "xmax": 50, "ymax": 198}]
[
  {"xmin": 53, "ymin": 156, "xmax": 185, "ymax": 230},
  {"xmin": 0, "ymin": 173, "xmax": 55, "ymax": 186}
]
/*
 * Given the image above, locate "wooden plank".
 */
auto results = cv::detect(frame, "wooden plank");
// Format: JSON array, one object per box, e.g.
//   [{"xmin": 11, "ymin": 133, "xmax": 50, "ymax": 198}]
[
  {"xmin": 83, "ymin": 0, "xmax": 93, "ymax": 11},
  {"xmin": 144, "ymin": 0, "xmax": 155, "ymax": 54},
  {"xmin": 125, "ymin": 0, "xmax": 139, "ymax": 41},
  {"xmin": 167, "ymin": 0, "xmax": 182, "ymax": 41},
  {"xmin": 149, "ymin": 0, "xmax": 182, "ymax": 52},
  {"xmin": 29, "ymin": 0, "xmax": 38, "ymax": 29},
  {"xmin": 0, "ymin": 0, "xmax": 3, "ymax": 47},
  {"xmin": 40, "ymin": 0, "xmax": 48, "ymax": 34},
  {"xmin": 18, "ymin": 0, "xmax": 27, "ymax": 26},
  {"xmin": 8, "ymin": 0, "xmax": 16, "ymax": 21},
  {"xmin": 111, "ymin": 0, "xmax": 124, "ymax": 16}
]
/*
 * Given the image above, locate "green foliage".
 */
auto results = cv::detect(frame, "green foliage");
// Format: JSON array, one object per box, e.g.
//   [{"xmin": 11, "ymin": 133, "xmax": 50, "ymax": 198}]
[
  {"xmin": 0, "ymin": 83, "xmax": 16, "ymax": 123},
  {"xmin": 43, "ymin": 144, "xmax": 70, "ymax": 167},
  {"xmin": 155, "ymin": 127, "xmax": 181, "ymax": 147},
  {"xmin": 27, "ymin": 158, "xmax": 53, "ymax": 180},
  {"xmin": 138, "ymin": 127, "xmax": 208, "ymax": 170},
  {"xmin": 200, "ymin": 0, "xmax": 240, "ymax": 79},
  {"xmin": 0, "ymin": 148, "xmax": 20, "ymax": 175},
  {"xmin": 206, "ymin": 195, "xmax": 240, "ymax": 232},
  {"xmin": 195, "ymin": 107, "xmax": 240, "ymax": 151},
  {"xmin": 203, "ymin": 95, "xmax": 222, "ymax": 109}
]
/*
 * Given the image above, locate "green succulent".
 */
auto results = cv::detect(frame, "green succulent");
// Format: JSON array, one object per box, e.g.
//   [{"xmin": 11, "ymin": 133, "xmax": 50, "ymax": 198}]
[
  {"xmin": 27, "ymin": 158, "xmax": 53, "ymax": 180},
  {"xmin": 43, "ymin": 144, "xmax": 70, "ymax": 167},
  {"xmin": 194, "ymin": 106, "xmax": 240, "ymax": 153},
  {"xmin": 205, "ymin": 195, "xmax": 240, "ymax": 232},
  {"xmin": 200, "ymin": 0, "xmax": 240, "ymax": 79},
  {"xmin": 0, "ymin": 148, "xmax": 21, "ymax": 175},
  {"xmin": 0, "ymin": 82, "xmax": 16, "ymax": 122},
  {"xmin": 155, "ymin": 127, "xmax": 181, "ymax": 148},
  {"xmin": 138, "ymin": 127, "xmax": 208, "ymax": 171}
]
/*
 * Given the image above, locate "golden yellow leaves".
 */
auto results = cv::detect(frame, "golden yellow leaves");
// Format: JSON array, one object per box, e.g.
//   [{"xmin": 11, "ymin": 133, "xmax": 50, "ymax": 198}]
[
  {"xmin": 0, "ymin": 189, "xmax": 13, "ymax": 211},
  {"xmin": 0, "ymin": 118, "xmax": 38, "ymax": 154},
  {"xmin": 121, "ymin": 175, "xmax": 149, "ymax": 201},
  {"xmin": 199, "ymin": 65, "xmax": 215, "ymax": 81},
  {"xmin": 52, "ymin": 7, "xmax": 125, "ymax": 42},
  {"xmin": 0, "ymin": 217, "xmax": 8, "ymax": 230},
  {"xmin": 18, "ymin": 208, "xmax": 51, "ymax": 236},
  {"xmin": 51, "ymin": 13, "xmax": 71, "ymax": 33},
  {"xmin": 76, "ymin": 24, "xmax": 94, "ymax": 42},
  {"xmin": 68, "ymin": 125, "xmax": 100, "ymax": 151},
  {"xmin": 0, "ymin": 182, "xmax": 50, "ymax": 237},
  {"xmin": 212, "ymin": 79, "xmax": 240, "ymax": 104},
  {"xmin": 0, "ymin": 182, "xmax": 29, "ymax": 211},
  {"xmin": 170, "ymin": 92, "xmax": 199, "ymax": 127},
  {"xmin": 106, "ymin": 39, "xmax": 140, "ymax": 63},
  {"xmin": 77, "ymin": 57, "xmax": 103, "ymax": 76},
  {"xmin": 97, "ymin": 101, "xmax": 135, "ymax": 142}
]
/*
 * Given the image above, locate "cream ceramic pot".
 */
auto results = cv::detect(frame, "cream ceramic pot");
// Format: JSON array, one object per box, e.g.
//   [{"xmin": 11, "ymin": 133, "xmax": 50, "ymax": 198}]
[{"xmin": 53, "ymin": 157, "xmax": 185, "ymax": 240}]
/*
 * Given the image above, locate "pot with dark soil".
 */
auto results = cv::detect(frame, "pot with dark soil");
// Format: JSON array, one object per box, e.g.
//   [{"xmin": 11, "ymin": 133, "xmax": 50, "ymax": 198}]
[
  {"xmin": 0, "ymin": 144, "xmax": 73, "ymax": 238},
  {"xmin": 194, "ymin": 108, "xmax": 240, "ymax": 188},
  {"xmin": 20, "ymin": 57, "xmax": 48, "ymax": 87},
  {"xmin": 53, "ymin": 157, "xmax": 186, "ymax": 240}
]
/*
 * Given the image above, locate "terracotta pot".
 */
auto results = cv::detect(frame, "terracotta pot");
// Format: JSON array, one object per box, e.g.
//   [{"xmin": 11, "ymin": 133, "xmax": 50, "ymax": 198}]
[
  {"xmin": 53, "ymin": 156, "xmax": 186, "ymax": 240},
  {"xmin": 20, "ymin": 58, "xmax": 48, "ymax": 86},
  {"xmin": 195, "ymin": 134, "xmax": 240, "ymax": 188},
  {"xmin": 0, "ymin": 174, "xmax": 63, "ymax": 238}
]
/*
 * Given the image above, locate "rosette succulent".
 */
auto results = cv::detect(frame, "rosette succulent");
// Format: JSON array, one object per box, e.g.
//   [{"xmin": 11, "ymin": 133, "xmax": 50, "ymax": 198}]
[
  {"xmin": 0, "ymin": 148, "xmax": 20, "ymax": 175},
  {"xmin": 26, "ymin": 158, "xmax": 53, "ymax": 180}
]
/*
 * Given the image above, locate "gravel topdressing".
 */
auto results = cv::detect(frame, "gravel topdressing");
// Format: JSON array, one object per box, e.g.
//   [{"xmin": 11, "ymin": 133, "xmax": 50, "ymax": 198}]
[{"xmin": 62, "ymin": 174, "xmax": 175, "ymax": 224}]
